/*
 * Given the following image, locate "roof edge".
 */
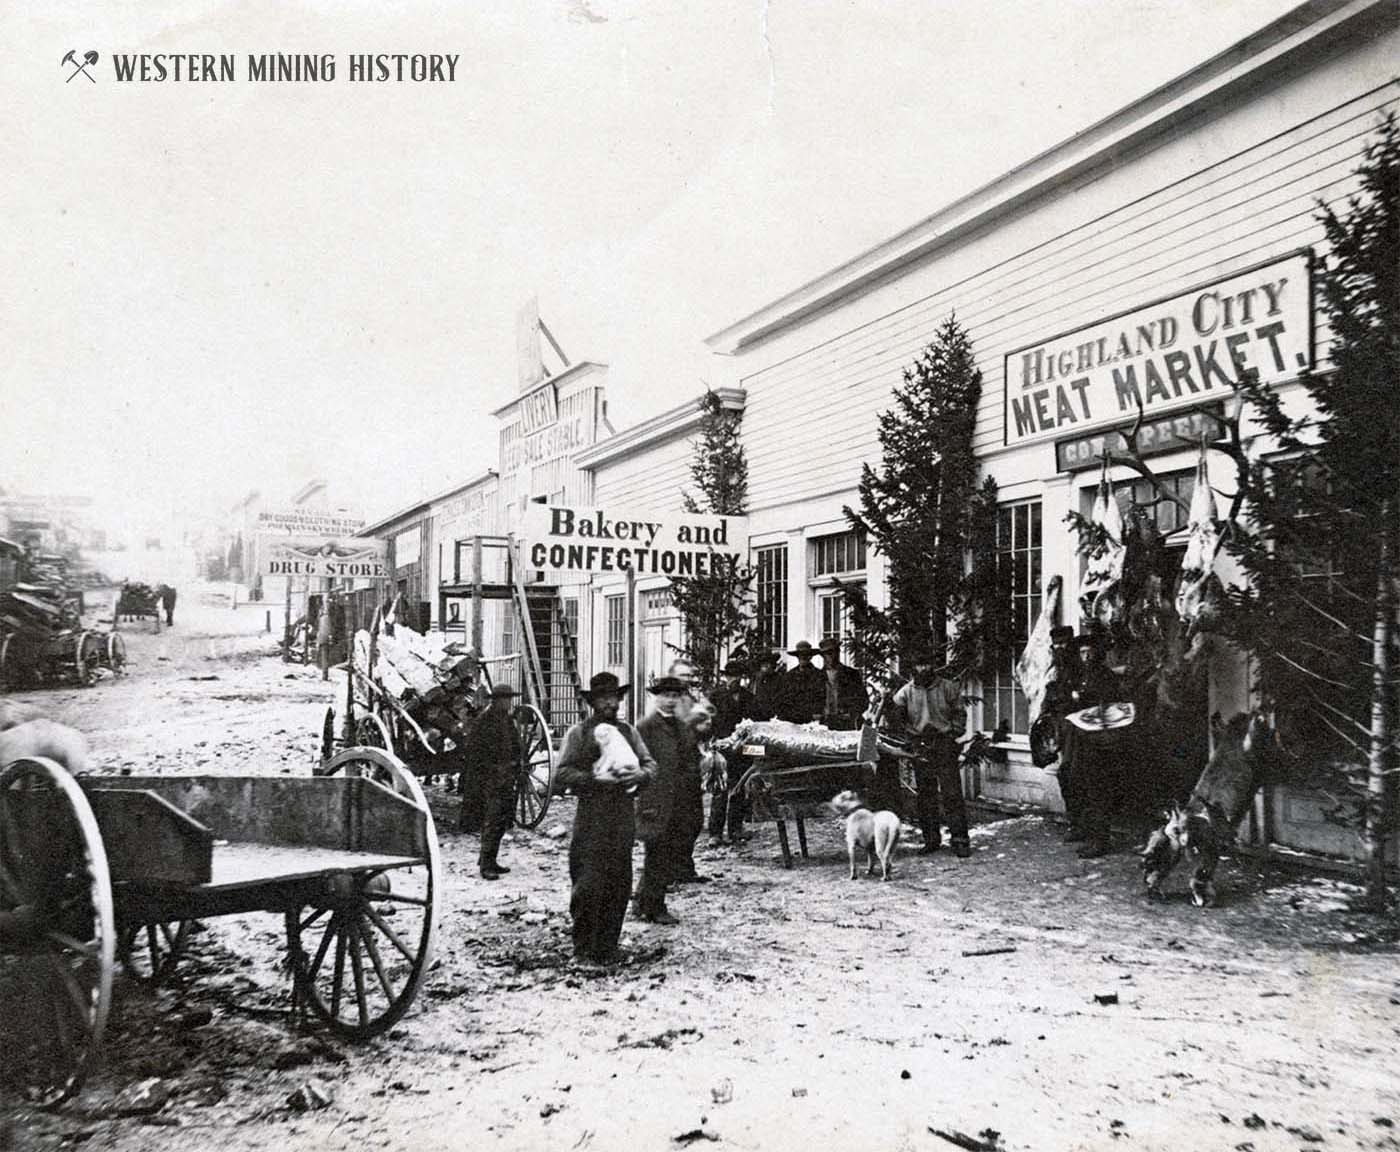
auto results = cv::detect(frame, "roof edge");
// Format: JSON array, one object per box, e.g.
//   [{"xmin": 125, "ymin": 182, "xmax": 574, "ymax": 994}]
[{"xmin": 576, "ymin": 387, "xmax": 746, "ymax": 471}]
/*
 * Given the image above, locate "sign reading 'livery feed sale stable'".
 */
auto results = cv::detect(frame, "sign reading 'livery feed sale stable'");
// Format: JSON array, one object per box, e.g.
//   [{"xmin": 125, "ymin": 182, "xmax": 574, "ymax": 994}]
[
  {"xmin": 1003, "ymin": 253, "xmax": 1312, "ymax": 447},
  {"xmin": 521, "ymin": 504, "xmax": 748, "ymax": 577}
]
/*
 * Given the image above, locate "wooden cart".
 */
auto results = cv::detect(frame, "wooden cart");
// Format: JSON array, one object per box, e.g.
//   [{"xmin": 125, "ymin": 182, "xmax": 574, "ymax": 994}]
[
  {"xmin": 0, "ymin": 746, "xmax": 441, "ymax": 1108},
  {"xmin": 320, "ymin": 611, "xmax": 556, "ymax": 830},
  {"xmin": 0, "ymin": 628, "xmax": 109, "ymax": 691}
]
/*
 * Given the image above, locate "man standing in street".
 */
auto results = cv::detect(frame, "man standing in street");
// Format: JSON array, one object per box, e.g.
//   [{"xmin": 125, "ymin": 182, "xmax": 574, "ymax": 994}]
[
  {"xmin": 779, "ymin": 640, "xmax": 825, "ymax": 724},
  {"xmin": 1062, "ymin": 625, "xmax": 1131, "ymax": 859},
  {"xmin": 159, "ymin": 583, "xmax": 177, "ymax": 627},
  {"xmin": 554, "ymin": 672, "xmax": 657, "ymax": 964},
  {"xmin": 891, "ymin": 652, "xmax": 972, "ymax": 858},
  {"xmin": 818, "ymin": 637, "xmax": 869, "ymax": 730},
  {"xmin": 634, "ymin": 676, "xmax": 703, "ymax": 924},
  {"xmin": 460, "ymin": 682, "xmax": 523, "ymax": 880},
  {"xmin": 751, "ymin": 648, "xmax": 785, "ymax": 721},
  {"xmin": 1039, "ymin": 625, "xmax": 1087, "ymax": 842},
  {"xmin": 707, "ymin": 660, "xmax": 757, "ymax": 846}
]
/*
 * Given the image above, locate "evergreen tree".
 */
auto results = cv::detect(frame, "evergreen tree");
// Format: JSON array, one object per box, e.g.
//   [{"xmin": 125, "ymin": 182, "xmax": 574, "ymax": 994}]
[
  {"xmin": 1218, "ymin": 114, "xmax": 1400, "ymax": 907},
  {"xmin": 669, "ymin": 390, "xmax": 755, "ymax": 685},
  {"xmin": 843, "ymin": 315, "xmax": 1004, "ymax": 680}
]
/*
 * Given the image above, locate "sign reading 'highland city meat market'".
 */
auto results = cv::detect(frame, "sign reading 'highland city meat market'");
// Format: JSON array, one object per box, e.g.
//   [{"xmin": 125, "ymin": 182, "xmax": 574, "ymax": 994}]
[
  {"xmin": 1003, "ymin": 252, "xmax": 1312, "ymax": 447},
  {"xmin": 521, "ymin": 504, "xmax": 748, "ymax": 577}
]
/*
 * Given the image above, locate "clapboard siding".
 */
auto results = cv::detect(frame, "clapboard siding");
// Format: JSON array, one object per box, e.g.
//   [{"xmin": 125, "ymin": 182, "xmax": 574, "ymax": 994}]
[
  {"xmin": 593, "ymin": 434, "xmax": 694, "ymax": 511},
  {"xmin": 739, "ymin": 84, "xmax": 1398, "ymax": 511}
]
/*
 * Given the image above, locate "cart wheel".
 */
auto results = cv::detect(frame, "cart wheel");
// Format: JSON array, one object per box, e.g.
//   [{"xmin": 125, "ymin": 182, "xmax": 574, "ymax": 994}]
[
  {"xmin": 117, "ymin": 920, "xmax": 191, "ymax": 985},
  {"xmin": 320, "ymin": 707, "xmax": 337, "ymax": 766},
  {"xmin": 105, "ymin": 633, "xmax": 127, "ymax": 677},
  {"xmin": 511, "ymin": 704, "xmax": 555, "ymax": 829},
  {"xmin": 1, "ymin": 633, "xmax": 22, "ymax": 692},
  {"xmin": 0, "ymin": 757, "xmax": 115, "ymax": 1108},
  {"xmin": 354, "ymin": 713, "xmax": 395, "ymax": 758},
  {"xmin": 287, "ymin": 747, "xmax": 439, "ymax": 1039},
  {"xmin": 74, "ymin": 632, "xmax": 100, "ymax": 688}
]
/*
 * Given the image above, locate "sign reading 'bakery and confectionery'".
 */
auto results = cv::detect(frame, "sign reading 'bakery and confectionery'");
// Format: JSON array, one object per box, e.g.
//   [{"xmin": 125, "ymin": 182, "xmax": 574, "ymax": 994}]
[
  {"xmin": 521, "ymin": 503, "xmax": 748, "ymax": 577},
  {"xmin": 1003, "ymin": 252, "xmax": 1312, "ymax": 448}
]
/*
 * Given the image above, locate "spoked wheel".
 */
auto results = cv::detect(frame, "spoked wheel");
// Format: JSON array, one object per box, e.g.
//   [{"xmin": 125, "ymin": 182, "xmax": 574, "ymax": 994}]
[
  {"xmin": 74, "ymin": 632, "xmax": 101, "ymax": 687},
  {"xmin": 105, "ymin": 633, "xmax": 127, "ymax": 677},
  {"xmin": 117, "ymin": 920, "xmax": 191, "ymax": 985},
  {"xmin": 286, "ymin": 748, "xmax": 440, "ymax": 1038},
  {"xmin": 0, "ymin": 757, "xmax": 115, "ymax": 1109},
  {"xmin": 354, "ymin": 713, "xmax": 395, "ymax": 758},
  {"xmin": 511, "ymin": 704, "xmax": 555, "ymax": 829},
  {"xmin": 1, "ymin": 633, "xmax": 27, "ymax": 692}
]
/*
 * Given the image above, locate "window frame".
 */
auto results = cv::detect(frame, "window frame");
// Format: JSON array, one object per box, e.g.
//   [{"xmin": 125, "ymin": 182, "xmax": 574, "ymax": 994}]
[{"xmin": 984, "ymin": 498, "xmax": 1043, "ymax": 738}]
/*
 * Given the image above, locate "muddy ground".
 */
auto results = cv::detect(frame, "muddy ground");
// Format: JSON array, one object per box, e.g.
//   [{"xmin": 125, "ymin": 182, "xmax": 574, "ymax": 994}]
[{"xmin": 3, "ymin": 587, "xmax": 1399, "ymax": 1152}]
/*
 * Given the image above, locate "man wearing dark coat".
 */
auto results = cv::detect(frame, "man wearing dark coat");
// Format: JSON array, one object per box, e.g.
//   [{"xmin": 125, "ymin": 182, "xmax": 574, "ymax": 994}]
[
  {"xmin": 553, "ymin": 672, "xmax": 657, "ymax": 963},
  {"xmin": 158, "ymin": 584, "xmax": 177, "ymax": 626},
  {"xmin": 1038, "ymin": 625, "xmax": 1087, "ymax": 842},
  {"xmin": 778, "ymin": 640, "xmax": 825, "ymax": 724},
  {"xmin": 460, "ymin": 683, "xmax": 523, "ymax": 880},
  {"xmin": 707, "ymin": 660, "xmax": 758, "ymax": 845},
  {"xmin": 751, "ymin": 649, "xmax": 785, "ymax": 721},
  {"xmin": 633, "ymin": 677, "xmax": 702, "ymax": 924},
  {"xmin": 1061, "ymin": 625, "xmax": 1129, "ymax": 859},
  {"xmin": 817, "ymin": 638, "xmax": 869, "ymax": 730}
]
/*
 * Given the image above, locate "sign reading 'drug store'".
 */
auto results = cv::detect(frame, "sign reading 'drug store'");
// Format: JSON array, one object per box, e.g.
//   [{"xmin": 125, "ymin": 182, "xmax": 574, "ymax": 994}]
[
  {"xmin": 262, "ymin": 536, "xmax": 390, "ymax": 579},
  {"xmin": 1003, "ymin": 252, "xmax": 1312, "ymax": 448},
  {"xmin": 522, "ymin": 504, "xmax": 748, "ymax": 577}
]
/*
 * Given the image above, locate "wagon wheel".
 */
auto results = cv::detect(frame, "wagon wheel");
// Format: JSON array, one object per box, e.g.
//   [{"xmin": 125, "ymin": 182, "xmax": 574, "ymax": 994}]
[
  {"xmin": 286, "ymin": 747, "xmax": 439, "ymax": 1038},
  {"xmin": 0, "ymin": 633, "xmax": 27, "ymax": 692},
  {"xmin": 104, "ymin": 632, "xmax": 127, "ymax": 677},
  {"xmin": 117, "ymin": 920, "xmax": 191, "ymax": 985},
  {"xmin": 73, "ymin": 632, "xmax": 100, "ymax": 688},
  {"xmin": 354, "ymin": 712, "xmax": 395, "ymax": 758},
  {"xmin": 511, "ymin": 704, "xmax": 555, "ymax": 829},
  {"xmin": 0, "ymin": 757, "xmax": 115, "ymax": 1108}
]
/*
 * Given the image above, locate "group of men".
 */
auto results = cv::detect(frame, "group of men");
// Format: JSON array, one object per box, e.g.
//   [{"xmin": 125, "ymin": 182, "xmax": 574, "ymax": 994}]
[{"xmin": 546, "ymin": 641, "xmax": 977, "ymax": 965}]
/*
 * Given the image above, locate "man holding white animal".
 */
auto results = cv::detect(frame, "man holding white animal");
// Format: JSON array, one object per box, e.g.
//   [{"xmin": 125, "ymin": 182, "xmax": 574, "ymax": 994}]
[
  {"xmin": 891, "ymin": 653, "xmax": 973, "ymax": 859},
  {"xmin": 554, "ymin": 672, "xmax": 658, "ymax": 965}
]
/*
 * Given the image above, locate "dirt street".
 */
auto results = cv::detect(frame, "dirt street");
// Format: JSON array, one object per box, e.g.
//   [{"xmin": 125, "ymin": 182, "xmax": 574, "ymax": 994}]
[{"xmin": 3, "ymin": 589, "xmax": 1399, "ymax": 1152}]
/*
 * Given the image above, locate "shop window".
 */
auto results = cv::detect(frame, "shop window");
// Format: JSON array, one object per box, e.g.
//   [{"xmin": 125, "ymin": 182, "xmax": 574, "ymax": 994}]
[
  {"xmin": 604, "ymin": 594, "xmax": 626, "ymax": 668},
  {"xmin": 812, "ymin": 530, "xmax": 867, "ymax": 577},
  {"xmin": 1265, "ymin": 455, "xmax": 1340, "ymax": 586},
  {"xmin": 986, "ymin": 500, "xmax": 1043, "ymax": 736},
  {"xmin": 562, "ymin": 596, "xmax": 578, "ymax": 640},
  {"xmin": 754, "ymin": 544, "xmax": 788, "ymax": 651},
  {"xmin": 817, "ymin": 589, "xmax": 849, "ymax": 656}
]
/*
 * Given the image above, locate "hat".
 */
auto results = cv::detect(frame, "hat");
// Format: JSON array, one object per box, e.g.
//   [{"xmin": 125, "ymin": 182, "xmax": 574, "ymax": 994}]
[
  {"xmin": 488, "ymin": 683, "xmax": 518, "ymax": 698},
  {"xmin": 787, "ymin": 640, "xmax": 816, "ymax": 658},
  {"xmin": 755, "ymin": 649, "xmax": 780, "ymax": 666},
  {"xmin": 1049, "ymin": 625, "xmax": 1075, "ymax": 645},
  {"xmin": 582, "ymin": 671, "xmax": 629, "ymax": 701},
  {"xmin": 722, "ymin": 660, "xmax": 748, "ymax": 677},
  {"xmin": 817, "ymin": 638, "xmax": 842, "ymax": 655},
  {"xmin": 647, "ymin": 676, "xmax": 688, "ymax": 695},
  {"xmin": 1075, "ymin": 623, "xmax": 1109, "ymax": 649}
]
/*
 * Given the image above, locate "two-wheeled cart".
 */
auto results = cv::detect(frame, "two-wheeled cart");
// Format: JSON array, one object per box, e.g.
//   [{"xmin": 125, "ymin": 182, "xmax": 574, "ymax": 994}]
[
  {"xmin": 0, "ymin": 745, "xmax": 441, "ymax": 1108},
  {"xmin": 319, "ymin": 609, "xmax": 557, "ymax": 830}
]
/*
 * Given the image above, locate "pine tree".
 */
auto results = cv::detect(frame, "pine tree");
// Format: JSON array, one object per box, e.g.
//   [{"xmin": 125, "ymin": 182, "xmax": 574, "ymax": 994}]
[
  {"xmin": 843, "ymin": 315, "xmax": 1004, "ymax": 679},
  {"xmin": 669, "ymin": 390, "xmax": 755, "ymax": 685},
  {"xmin": 1218, "ymin": 113, "xmax": 1400, "ymax": 908}
]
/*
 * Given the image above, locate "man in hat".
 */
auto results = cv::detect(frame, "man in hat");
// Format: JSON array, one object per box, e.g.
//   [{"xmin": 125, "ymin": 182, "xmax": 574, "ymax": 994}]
[
  {"xmin": 778, "ymin": 640, "xmax": 826, "ymax": 724},
  {"xmin": 818, "ymin": 637, "xmax": 869, "ymax": 730},
  {"xmin": 633, "ymin": 676, "xmax": 705, "ymax": 923},
  {"xmin": 460, "ymin": 682, "xmax": 525, "ymax": 879},
  {"xmin": 891, "ymin": 652, "xmax": 972, "ymax": 858},
  {"xmin": 554, "ymin": 672, "xmax": 658, "ymax": 963},
  {"xmin": 707, "ymin": 659, "xmax": 758, "ymax": 846},
  {"xmin": 1063, "ymin": 624, "xmax": 1128, "ymax": 858},
  {"xmin": 751, "ymin": 648, "xmax": 785, "ymax": 721}
]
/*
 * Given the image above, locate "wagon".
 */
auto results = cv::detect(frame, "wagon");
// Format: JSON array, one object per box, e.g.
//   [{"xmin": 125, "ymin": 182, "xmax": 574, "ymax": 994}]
[
  {"xmin": 319, "ymin": 611, "xmax": 556, "ymax": 830},
  {"xmin": 0, "ymin": 745, "xmax": 441, "ymax": 1108},
  {"xmin": 0, "ymin": 628, "xmax": 110, "ymax": 691},
  {"xmin": 114, "ymin": 583, "xmax": 162, "ymax": 632}
]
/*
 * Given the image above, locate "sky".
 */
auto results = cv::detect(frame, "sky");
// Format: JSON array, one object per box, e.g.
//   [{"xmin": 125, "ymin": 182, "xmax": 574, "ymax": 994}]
[{"xmin": 2, "ymin": 0, "xmax": 1303, "ymax": 545}]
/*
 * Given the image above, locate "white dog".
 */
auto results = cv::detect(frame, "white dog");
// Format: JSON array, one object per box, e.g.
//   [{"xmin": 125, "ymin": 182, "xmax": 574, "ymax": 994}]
[{"xmin": 829, "ymin": 789, "xmax": 901, "ymax": 881}]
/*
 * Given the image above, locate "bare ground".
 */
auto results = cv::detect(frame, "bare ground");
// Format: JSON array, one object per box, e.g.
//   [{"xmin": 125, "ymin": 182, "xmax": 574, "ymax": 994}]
[{"xmin": 3, "ymin": 588, "xmax": 1399, "ymax": 1152}]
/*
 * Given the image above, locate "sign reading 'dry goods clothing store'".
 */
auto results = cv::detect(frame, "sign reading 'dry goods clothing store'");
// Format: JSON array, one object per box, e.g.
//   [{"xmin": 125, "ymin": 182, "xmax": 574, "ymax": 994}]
[
  {"xmin": 1003, "ymin": 252, "xmax": 1312, "ymax": 448},
  {"xmin": 256, "ymin": 507, "xmax": 367, "ymax": 536},
  {"xmin": 521, "ymin": 504, "xmax": 748, "ymax": 577},
  {"xmin": 262, "ymin": 536, "xmax": 390, "ymax": 579}
]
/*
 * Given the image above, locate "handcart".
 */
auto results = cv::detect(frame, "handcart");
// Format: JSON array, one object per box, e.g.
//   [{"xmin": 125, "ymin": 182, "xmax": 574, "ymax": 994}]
[
  {"xmin": 0, "ymin": 745, "xmax": 441, "ymax": 1108},
  {"xmin": 319, "ymin": 609, "xmax": 556, "ymax": 830}
]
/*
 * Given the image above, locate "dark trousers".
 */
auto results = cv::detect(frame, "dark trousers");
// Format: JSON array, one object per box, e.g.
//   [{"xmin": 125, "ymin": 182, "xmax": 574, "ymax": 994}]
[
  {"xmin": 635, "ymin": 836, "xmax": 676, "ymax": 917},
  {"xmin": 913, "ymin": 732, "xmax": 968, "ymax": 847},
  {"xmin": 479, "ymin": 769, "xmax": 514, "ymax": 870},
  {"xmin": 457, "ymin": 769, "xmax": 485, "ymax": 833},
  {"xmin": 569, "ymin": 793, "xmax": 635, "ymax": 961},
  {"xmin": 707, "ymin": 787, "xmax": 749, "ymax": 840},
  {"xmin": 672, "ymin": 776, "xmax": 704, "ymax": 879}
]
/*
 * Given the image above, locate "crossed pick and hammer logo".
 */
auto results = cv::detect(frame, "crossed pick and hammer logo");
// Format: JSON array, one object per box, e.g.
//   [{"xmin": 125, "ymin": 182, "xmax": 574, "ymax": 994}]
[{"xmin": 62, "ymin": 49, "xmax": 99, "ymax": 83}]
